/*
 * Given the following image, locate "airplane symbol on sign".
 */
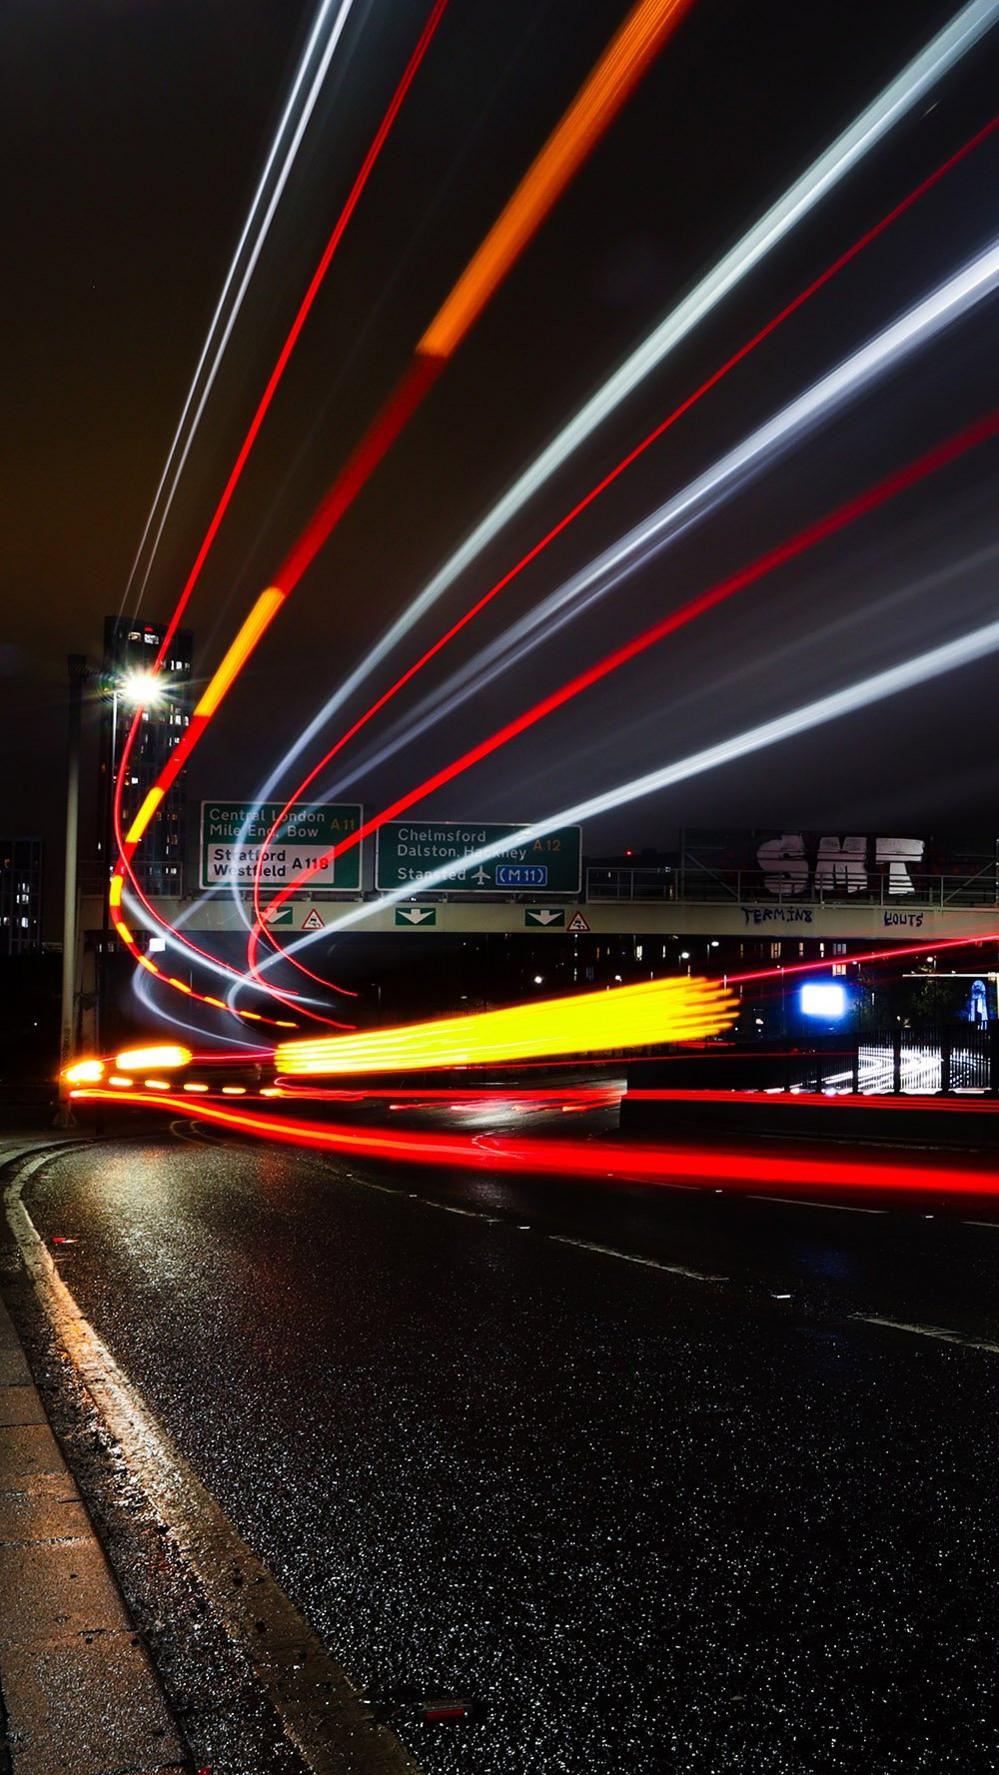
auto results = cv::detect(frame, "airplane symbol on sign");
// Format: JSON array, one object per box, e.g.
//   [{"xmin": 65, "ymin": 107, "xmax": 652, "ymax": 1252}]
[{"xmin": 473, "ymin": 867, "xmax": 490, "ymax": 885}]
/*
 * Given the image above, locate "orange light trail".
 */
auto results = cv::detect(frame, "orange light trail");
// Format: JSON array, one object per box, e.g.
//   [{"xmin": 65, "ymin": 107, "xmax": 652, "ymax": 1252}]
[
  {"xmin": 106, "ymin": 0, "xmax": 453, "ymax": 1018},
  {"xmin": 107, "ymin": 0, "xmax": 693, "ymax": 1025},
  {"xmin": 416, "ymin": 0, "xmax": 695, "ymax": 361}
]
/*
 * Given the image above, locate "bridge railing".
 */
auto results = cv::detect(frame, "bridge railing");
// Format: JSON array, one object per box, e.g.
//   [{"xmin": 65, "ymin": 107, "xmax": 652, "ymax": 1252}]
[
  {"xmin": 586, "ymin": 866, "xmax": 999, "ymax": 907},
  {"xmin": 635, "ymin": 1026, "xmax": 996, "ymax": 1095}
]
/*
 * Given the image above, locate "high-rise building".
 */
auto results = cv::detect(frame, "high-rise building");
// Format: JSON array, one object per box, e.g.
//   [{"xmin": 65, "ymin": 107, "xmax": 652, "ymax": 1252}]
[
  {"xmin": 100, "ymin": 617, "xmax": 194, "ymax": 896},
  {"xmin": 0, "ymin": 837, "xmax": 43, "ymax": 954}
]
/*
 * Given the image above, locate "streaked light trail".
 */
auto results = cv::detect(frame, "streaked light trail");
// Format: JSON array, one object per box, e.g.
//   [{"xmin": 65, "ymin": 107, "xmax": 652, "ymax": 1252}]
[
  {"xmin": 107, "ymin": 0, "xmax": 453, "ymax": 1019},
  {"xmin": 416, "ymin": 0, "xmax": 696, "ymax": 360},
  {"xmin": 275, "ymin": 977, "xmax": 736, "ymax": 1076},
  {"xmin": 269, "ymin": 0, "xmax": 999, "ymax": 793},
  {"xmin": 255, "ymin": 213, "xmax": 999, "ymax": 879},
  {"xmin": 254, "ymin": 415, "xmax": 999, "ymax": 973},
  {"xmin": 122, "ymin": 0, "xmax": 358, "ymax": 613},
  {"xmin": 109, "ymin": 0, "xmax": 693, "ymax": 1017},
  {"xmin": 247, "ymin": 406, "xmax": 999, "ymax": 981},
  {"xmin": 68, "ymin": 1090, "xmax": 999, "ymax": 1198},
  {"xmin": 269, "ymin": 0, "xmax": 696, "ymax": 600}
]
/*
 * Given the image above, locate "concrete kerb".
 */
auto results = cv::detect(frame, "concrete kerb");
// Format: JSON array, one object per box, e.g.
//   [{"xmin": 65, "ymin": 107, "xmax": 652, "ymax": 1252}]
[
  {"xmin": 2, "ymin": 1136, "xmax": 424, "ymax": 1775},
  {"xmin": 0, "ymin": 1135, "xmax": 190, "ymax": 1775}
]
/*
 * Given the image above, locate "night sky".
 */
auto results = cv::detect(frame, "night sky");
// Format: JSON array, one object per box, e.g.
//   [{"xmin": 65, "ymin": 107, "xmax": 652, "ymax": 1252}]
[{"xmin": 4, "ymin": 0, "xmax": 999, "ymax": 927}]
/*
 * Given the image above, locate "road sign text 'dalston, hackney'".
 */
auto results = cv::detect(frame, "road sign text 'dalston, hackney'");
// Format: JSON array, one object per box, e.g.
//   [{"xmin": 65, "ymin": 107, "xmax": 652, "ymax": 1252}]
[{"xmin": 375, "ymin": 822, "xmax": 582, "ymax": 893}]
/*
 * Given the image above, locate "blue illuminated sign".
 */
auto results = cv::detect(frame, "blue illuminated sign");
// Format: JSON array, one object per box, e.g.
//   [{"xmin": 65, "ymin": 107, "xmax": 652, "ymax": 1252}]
[{"xmin": 800, "ymin": 982, "xmax": 848, "ymax": 1019}]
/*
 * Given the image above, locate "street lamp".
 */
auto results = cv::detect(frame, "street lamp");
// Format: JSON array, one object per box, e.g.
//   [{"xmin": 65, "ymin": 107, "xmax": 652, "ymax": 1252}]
[
  {"xmin": 117, "ymin": 670, "xmax": 166, "ymax": 711},
  {"xmin": 98, "ymin": 670, "xmax": 170, "ymax": 1047}
]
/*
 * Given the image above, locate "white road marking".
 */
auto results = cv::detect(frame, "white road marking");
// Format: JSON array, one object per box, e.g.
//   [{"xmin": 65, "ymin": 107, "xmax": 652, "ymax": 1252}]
[
  {"xmin": 962, "ymin": 1219, "xmax": 999, "ymax": 1230},
  {"xmin": 853, "ymin": 1313, "xmax": 999, "ymax": 1356},
  {"xmin": 548, "ymin": 1233, "xmax": 725, "ymax": 1282},
  {"xmin": 749, "ymin": 1194, "xmax": 887, "ymax": 1215},
  {"xmin": 423, "ymin": 1199, "xmax": 499, "ymax": 1222},
  {"xmin": 3, "ymin": 1148, "xmax": 420, "ymax": 1775}
]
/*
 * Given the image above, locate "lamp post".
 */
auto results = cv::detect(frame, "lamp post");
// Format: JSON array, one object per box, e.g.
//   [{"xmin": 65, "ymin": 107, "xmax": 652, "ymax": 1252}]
[
  {"xmin": 55, "ymin": 656, "xmax": 90, "ymax": 1121},
  {"xmin": 96, "ymin": 670, "xmax": 167, "ymax": 1050}
]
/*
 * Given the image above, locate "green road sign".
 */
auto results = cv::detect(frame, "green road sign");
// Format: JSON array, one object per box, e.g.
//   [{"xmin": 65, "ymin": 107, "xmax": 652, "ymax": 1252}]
[
  {"xmin": 395, "ymin": 905, "xmax": 437, "ymax": 927},
  {"xmin": 376, "ymin": 821, "xmax": 581, "ymax": 893},
  {"xmin": 524, "ymin": 907, "xmax": 565, "ymax": 928},
  {"xmin": 200, "ymin": 801, "xmax": 362, "ymax": 892}
]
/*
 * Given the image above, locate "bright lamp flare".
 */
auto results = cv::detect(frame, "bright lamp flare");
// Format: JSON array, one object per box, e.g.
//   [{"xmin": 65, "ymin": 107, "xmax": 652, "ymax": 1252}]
[
  {"xmin": 276, "ymin": 978, "xmax": 736, "ymax": 1077},
  {"xmin": 118, "ymin": 670, "xmax": 166, "ymax": 709},
  {"xmin": 114, "ymin": 1043, "xmax": 193, "ymax": 1074}
]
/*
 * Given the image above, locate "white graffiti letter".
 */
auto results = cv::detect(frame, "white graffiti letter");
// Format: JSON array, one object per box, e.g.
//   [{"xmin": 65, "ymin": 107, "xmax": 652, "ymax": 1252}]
[
  {"xmin": 815, "ymin": 834, "xmax": 868, "ymax": 894},
  {"xmin": 757, "ymin": 833, "xmax": 808, "ymax": 896},
  {"xmin": 875, "ymin": 835, "xmax": 924, "ymax": 896}
]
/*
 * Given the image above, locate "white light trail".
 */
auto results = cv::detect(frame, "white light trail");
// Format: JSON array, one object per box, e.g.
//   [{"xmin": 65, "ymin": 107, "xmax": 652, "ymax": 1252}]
[
  {"xmin": 261, "ymin": 606, "xmax": 999, "ymax": 968},
  {"xmin": 318, "ymin": 236, "xmax": 999, "ymax": 792},
  {"xmin": 264, "ymin": 0, "xmax": 999, "ymax": 787},
  {"xmin": 123, "ymin": 0, "xmax": 358, "ymax": 609}
]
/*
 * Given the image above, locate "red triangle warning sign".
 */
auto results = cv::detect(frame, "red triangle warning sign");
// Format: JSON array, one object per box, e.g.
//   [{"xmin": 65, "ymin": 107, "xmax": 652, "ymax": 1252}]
[
  {"xmin": 302, "ymin": 908, "xmax": 324, "ymax": 931},
  {"xmin": 567, "ymin": 911, "xmax": 590, "ymax": 933}
]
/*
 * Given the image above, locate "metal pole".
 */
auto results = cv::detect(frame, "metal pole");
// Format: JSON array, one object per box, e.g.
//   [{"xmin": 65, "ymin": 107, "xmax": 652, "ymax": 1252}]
[
  {"xmin": 56, "ymin": 655, "xmax": 88, "ymax": 1117},
  {"xmin": 96, "ymin": 689, "xmax": 117, "ymax": 1052}
]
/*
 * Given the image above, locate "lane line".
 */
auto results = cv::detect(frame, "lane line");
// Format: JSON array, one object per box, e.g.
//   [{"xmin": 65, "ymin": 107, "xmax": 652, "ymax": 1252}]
[
  {"xmin": 749, "ymin": 1194, "xmax": 888, "ymax": 1215},
  {"xmin": 3, "ymin": 1148, "xmax": 420, "ymax": 1775},
  {"xmin": 962, "ymin": 1219, "xmax": 999, "ymax": 1229},
  {"xmin": 548, "ymin": 1233, "xmax": 725, "ymax": 1282},
  {"xmin": 853, "ymin": 1313, "xmax": 999, "ymax": 1356},
  {"xmin": 422, "ymin": 1199, "xmax": 500, "ymax": 1222}
]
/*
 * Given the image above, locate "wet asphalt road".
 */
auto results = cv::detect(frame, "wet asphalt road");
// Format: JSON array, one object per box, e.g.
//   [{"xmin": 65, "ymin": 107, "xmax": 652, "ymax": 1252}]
[{"xmin": 20, "ymin": 1112, "xmax": 999, "ymax": 1773}]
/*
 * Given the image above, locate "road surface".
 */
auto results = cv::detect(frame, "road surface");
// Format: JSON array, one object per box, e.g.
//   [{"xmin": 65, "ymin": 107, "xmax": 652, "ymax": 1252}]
[{"xmin": 13, "ymin": 1104, "xmax": 999, "ymax": 1773}]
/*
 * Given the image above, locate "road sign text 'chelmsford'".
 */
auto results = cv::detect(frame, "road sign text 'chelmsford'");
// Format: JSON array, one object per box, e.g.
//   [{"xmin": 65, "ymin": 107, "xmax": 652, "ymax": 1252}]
[
  {"xmin": 199, "ymin": 802, "xmax": 362, "ymax": 892},
  {"xmin": 375, "ymin": 821, "xmax": 582, "ymax": 893}
]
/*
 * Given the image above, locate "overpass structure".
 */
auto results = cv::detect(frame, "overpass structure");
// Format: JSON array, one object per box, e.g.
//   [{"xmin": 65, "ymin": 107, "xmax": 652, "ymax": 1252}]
[{"xmin": 80, "ymin": 866, "xmax": 999, "ymax": 947}]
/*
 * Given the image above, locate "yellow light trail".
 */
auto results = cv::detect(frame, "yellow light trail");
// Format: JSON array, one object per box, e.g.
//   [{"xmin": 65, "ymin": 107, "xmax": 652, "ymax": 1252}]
[
  {"xmin": 418, "ymin": 0, "xmax": 694, "ymax": 361},
  {"xmin": 276, "ymin": 976, "xmax": 735, "ymax": 1077},
  {"xmin": 193, "ymin": 586, "xmax": 285, "ymax": 719},
  {"xmin": 62, "ymin": 1058, "xmax": 105, "ymax": 1086},
  {"xmin": 124, "ymin": 785, "xmax": 164, "ymax": 847},
  {"xmin": 114, "ymin": 1043, "xmax": 192, "ymax": 1074}
]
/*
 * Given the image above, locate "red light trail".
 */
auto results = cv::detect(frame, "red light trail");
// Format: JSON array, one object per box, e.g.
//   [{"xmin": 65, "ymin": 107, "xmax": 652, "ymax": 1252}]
[
  {"xmin": 70, "ymin": 1089, "xmax": 999, "ymax": 1197},
  {"xmin": 244, "ymin": 405, "xmax": 999, "ymax": 995},
  {"xmin": 106, "ymin": 0, "xmax": 453, "ymax": 1025},
  {"xmin": 107, "ymin": 0, "xmax": 693, "ymax": 1022},
  {"xmin": 248, "ymin": 116, "xmax": 999, "ymax": 990}
]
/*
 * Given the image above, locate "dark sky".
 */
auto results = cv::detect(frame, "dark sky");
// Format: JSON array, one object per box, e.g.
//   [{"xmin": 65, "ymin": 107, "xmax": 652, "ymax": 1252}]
[{"xmin": 3, "ymin": 0, "xmax": 999, "ymax": 925}]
